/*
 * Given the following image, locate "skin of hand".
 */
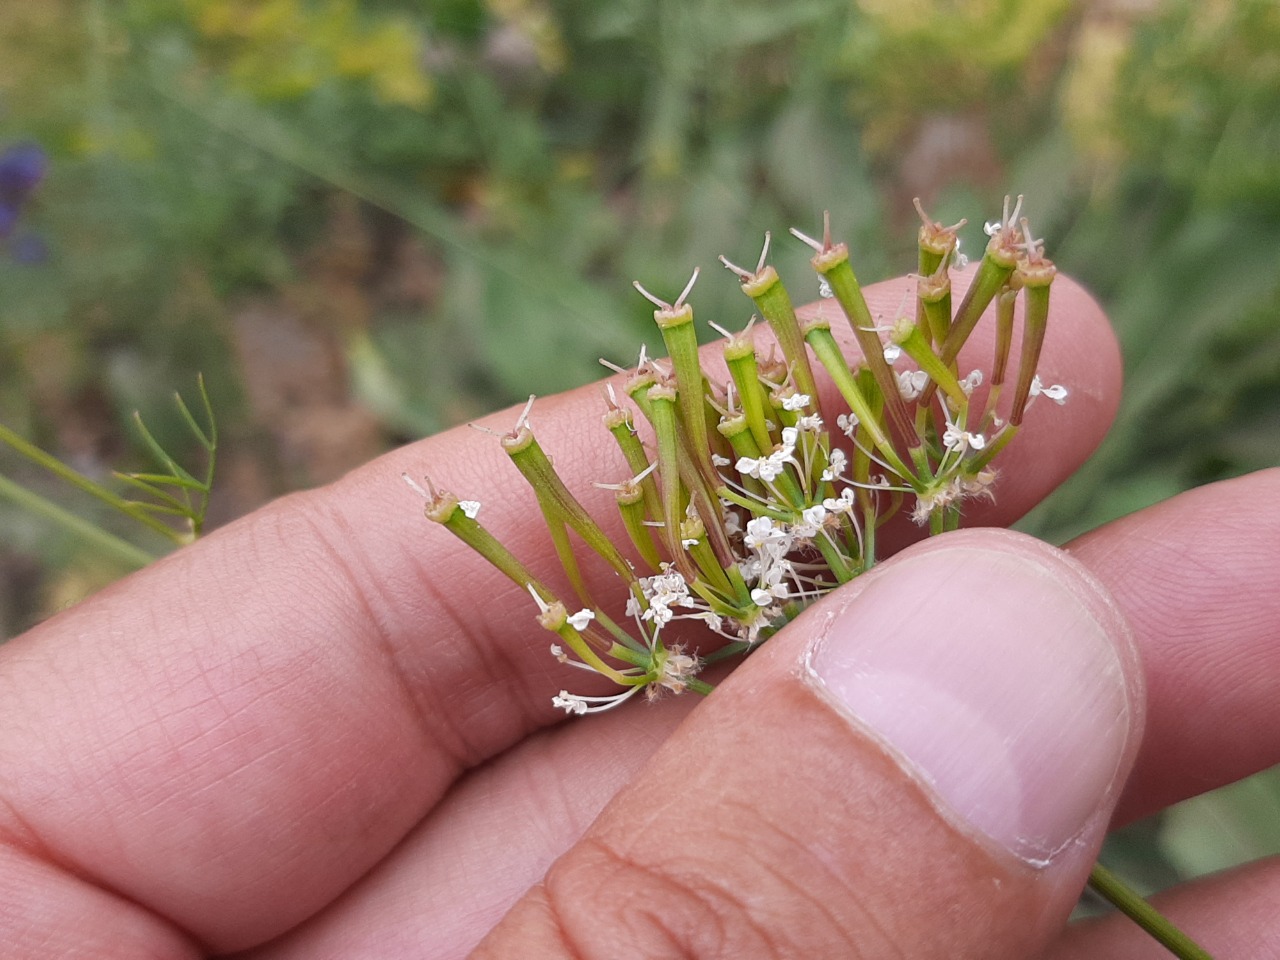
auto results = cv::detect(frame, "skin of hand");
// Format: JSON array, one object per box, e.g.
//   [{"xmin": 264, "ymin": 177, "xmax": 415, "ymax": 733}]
[{"xmin": 1, "ymin": 274, "xmax": 1278, "ymax": 959}]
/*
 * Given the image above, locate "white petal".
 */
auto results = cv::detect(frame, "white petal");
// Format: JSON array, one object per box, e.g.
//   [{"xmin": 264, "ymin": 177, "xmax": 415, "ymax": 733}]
[
  {"xmin": 566, "ymin": 609, "xmax": 595, "ymax": 631},
  {"xmin": 781, "ymin": 393, "xmax": 811, "ymax": 411}
]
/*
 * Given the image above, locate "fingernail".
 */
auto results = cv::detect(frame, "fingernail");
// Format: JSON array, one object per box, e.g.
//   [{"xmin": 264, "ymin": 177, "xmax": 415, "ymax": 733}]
[{"xmin": 804, "ymin": 536, "xmax": 1139, "ymax": 864}]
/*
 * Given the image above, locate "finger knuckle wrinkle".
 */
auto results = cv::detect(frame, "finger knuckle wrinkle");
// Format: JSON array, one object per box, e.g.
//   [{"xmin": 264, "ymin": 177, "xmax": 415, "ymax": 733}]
[{"xmin": 543, "ymin": 835, "xmax": 803, "ymax": 959}]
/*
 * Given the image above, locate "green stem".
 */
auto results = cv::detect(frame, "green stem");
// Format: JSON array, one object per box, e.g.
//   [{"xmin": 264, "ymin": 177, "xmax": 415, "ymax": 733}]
[
  {"xmin": 716, "ymin": 486, "xmax": 791, "ymax": 522},
  {"xmin": 928, "ymin": 508, "xmax": 945, "ymax": 536},
  {"xmin": 617, "ymin": 491, "xmax": 663, "ymax": 572},
  {"xmin": 739, "ymin": 265, "xmax": 820, "ymax": 401},
  {"xmin": 723, "ymin": 339, "xmax": 776, "ymax": 453},
  {"xmin": 1087, "ymin": 863, "xmax": 1214, "ymax": 960},
  {"xmin": 938, "ymin": 240, "xmax": 1017, "ymax": 366},
  {"xmin": 502, "ymin": 427, "xmax": 637, "ymax": 585},
  {"xmin": 811, "ymin": 247, "xmax": 918, "ymax": 447},
  {"xmin": 803, "ymin": 323, "xmax": 915, "ymax": 485},
  {"xmin": 0, "ymin": 472, "xmax": 157, "ymax": 570},
  {"xmin": 606, "ymin": 408, "xmax": 663, "ymax": 522},
  {"xmin": 653, "ymin": 301, "xmax": 719, "ymax": 492},
  {"xmin": 893, "ymin": 318, "xmax": 969, "ymax": 410}
]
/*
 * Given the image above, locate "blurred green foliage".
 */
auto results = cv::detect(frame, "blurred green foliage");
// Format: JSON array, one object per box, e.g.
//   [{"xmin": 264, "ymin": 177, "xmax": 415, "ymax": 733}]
[
  {"xmin": 2, "ymin": 0, "xmax": 1279, "ymax": 907},
  {"xmin": 1019, "ymin": 0, "xmax": 1280, "ymax": 540}
]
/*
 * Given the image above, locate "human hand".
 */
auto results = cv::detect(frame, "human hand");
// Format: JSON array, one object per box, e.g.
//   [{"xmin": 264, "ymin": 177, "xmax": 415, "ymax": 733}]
[{"xmin": 2, "ymin": 275, "xmax": 1277, "ymax": 958}]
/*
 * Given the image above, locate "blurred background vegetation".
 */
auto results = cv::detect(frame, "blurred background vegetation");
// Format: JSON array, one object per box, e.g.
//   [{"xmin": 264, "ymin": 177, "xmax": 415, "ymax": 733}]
[{"xmin": 2, "ymin": 0, "xmax": 1278, "ymax": 910}]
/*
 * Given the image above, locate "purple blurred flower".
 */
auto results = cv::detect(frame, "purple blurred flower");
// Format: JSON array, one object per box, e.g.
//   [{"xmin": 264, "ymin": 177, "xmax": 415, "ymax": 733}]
[{"xmin": 0, "ymin": 141, "xmax": 47, "ymax": 241}]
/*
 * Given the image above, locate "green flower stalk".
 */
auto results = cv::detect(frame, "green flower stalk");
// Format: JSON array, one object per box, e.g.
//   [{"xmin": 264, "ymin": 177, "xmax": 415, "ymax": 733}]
[
  {"xmin": 792, "ymin": 214, "xmax": 919, "ymax": 454},
  {"xmin": 914, "ymin": 197, "xmax": 968, "ymax": 280},
  {"xmin": 1008, "ymin": 221, "xmax": 1057, "ymax": 427},
  {"xmin": 720, "ymin": 233, "xmax": 822, "ymax": 404},
  {"xmin": 634, "ymin": 271, "xmax": 724, "ymax": 497}
]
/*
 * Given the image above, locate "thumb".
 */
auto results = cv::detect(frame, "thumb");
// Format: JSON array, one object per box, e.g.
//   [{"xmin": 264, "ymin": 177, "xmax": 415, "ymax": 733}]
[{"xmin": 473, "ymin": 529, "xmax": 1144, "ymax": 960}]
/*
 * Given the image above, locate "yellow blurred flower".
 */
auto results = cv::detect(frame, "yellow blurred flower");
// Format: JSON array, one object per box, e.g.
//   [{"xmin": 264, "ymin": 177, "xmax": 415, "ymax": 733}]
[{"xmin": 184, "ymin": 0, "xmax": 433, "ymax": 107}]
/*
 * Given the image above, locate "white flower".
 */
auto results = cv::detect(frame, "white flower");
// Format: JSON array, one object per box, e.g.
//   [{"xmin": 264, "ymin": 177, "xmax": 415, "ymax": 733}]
[
  {"xmin": 736, "ymin": 428, "xmax": 798, "ymax": 483},
  {"xmin": 797, "ymin": 413, "xmax": 823, "ymax": 432},
  {"xmin": 566, "ymin": 609, "xmax": 595, "ymax": 631},
  {"xmin": 792, "ymin": 504, "xmax": 828, "ymax": 538},
  {"xmin": 798, "ymin": 504, "xmax": 829, "ymax": 527},
  {"xmin": 960, "ymin": 369, "xmax": 984, "ymax": 395},
  {"xmin": 942, "ymin": 425, "xmax": 987, "ymax": 453},
  {"xmin": 647, "ymin": 603, "xmax": 674, "ymax": 626},
  {"xmin": 823, "ymin": 487, "xmax": 857, "ymax": 514},
  {"xmin": 836, "ymin": 412, "xmax": 859, "ymax": 437},
  {"xmin": 552, "ymin": 692, "xmax": 589, "ymax": 715},
  {"xmin": 711, "ymin": 453, "xmax": 732, "ymax": 467},
  {"xmin": 883, "ymin": 343, "xmax": 902, "ymax": 364},
  {"xmin": 646, "ymin": 571, "xmax": 689, "ymax": 604},
  {"xmin": 750, "ymin": 576, "xmax": 789, "ymax": 609},
  {"xmin": 897, "ymin": 369, "xmax": 929, "ymax": 401},
  {"xmin": 821, "ymin": 448, "xmax": 847, "ymax": 482},
  {"xmin": 458, "ymin": 500, "xmax": 481, "ymax": 519},
  {"xmin": 744, "ymin": 516, "xmax": 781, "ymax": 550},
  {"xmin": 639, "ymin": 569, "xmax": 693, "ymax": 628},
  {"xmin": 552, "ymin": 686, "xmax": 644, "ymax": 716},
  {"xmin": 984, "ymin": 220, "xmax": 1001, "ymax": 236},
  {"xmin": 1029, "ymin": 376, "xmax": 1069, "ymax": 404},
  {"xmin": 752, "ymin": 553, "xmax": 792, "ymax": 605},
  {"xmin": 781, "ymin": 393, "xmax": 811, "ymax": 411},
  {"xmin": 818, "ymin": 278, "xmax": 833, "ymax": 299},
  {"xmin": 736, "ymin": 454, "xmax": 784, "ymax": 483},
  {"xmin": 755, "ymin": 458, "xmax": 786, "ymax": 482}
]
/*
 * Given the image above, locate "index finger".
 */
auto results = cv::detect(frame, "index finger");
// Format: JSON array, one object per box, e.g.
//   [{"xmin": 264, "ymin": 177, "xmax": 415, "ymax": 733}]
[{"xmin": 0, "ymin": 273, "xmax": 1120, "ymax": 953}]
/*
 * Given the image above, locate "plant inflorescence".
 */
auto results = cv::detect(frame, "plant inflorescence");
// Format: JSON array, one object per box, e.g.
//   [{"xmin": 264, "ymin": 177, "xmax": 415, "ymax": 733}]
[{"xmin": 411, "ymin": 197, "xmax": 1070, "ymax": 714}]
